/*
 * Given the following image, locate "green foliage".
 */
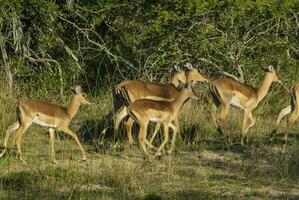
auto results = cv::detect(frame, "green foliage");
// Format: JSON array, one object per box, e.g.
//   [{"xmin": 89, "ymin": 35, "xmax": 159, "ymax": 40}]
[{"xmin": 0, "ymin": 0, "xmax": 298, "ymax": 95}]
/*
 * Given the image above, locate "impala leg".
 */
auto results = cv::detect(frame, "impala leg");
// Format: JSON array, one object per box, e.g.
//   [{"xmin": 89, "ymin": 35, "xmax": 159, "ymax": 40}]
[
  {"xmin": 149, "ymin": 122, "xmax": 161, "ymax": 144},
  {"xmin": 62, "ymin": 128, "xmax": 87, "ymax": 161},
  {"xmin": 219, "ymin": 103, "xmax": 230, "ymax": 142},
  {"xmin": 49, "ymin": 128, "xmax": 57, "ymax": 164},
  {"xmin": 114, "ymin": 107, "xmax": 127, "ymax": 130},
  {"xmin": 283, "ymin": 110, "xmax": 299, "ymax": 152},
  {"xmin": 174, "ymin": 116, "xmax": 180, "ymax": 138},
  {"xmin": 14, "ymin": 123, "xmax": 31, "ymax": 163},
  {"xmin": 138, "ymin": 121, "xmax": 150, "ymax": 157},
  {"xmin": 241, "ymin": 110, "xmax": 255, "ymax": 145},
  {"xmin": 211, "ymin": 102, "xmax": 218, "ymax": 127},
  {"xmin": 276, "ymin": 106, "xmax": 291, "ymax": 127},
  {"xmin": 168, "ymin": 122, "xmax": 178, "ymax": 154},
  {"xmin": 154, "ymin": 123, "xmax": 169, "ymax": 158},
  {"xmin": 125, "ymin": 117, "xmax": 135, "ymax": 145},
  {"xmin": 0, "ymin": 122, "xmax": 20, "ymax": 157},
  {"xmin": 126, "ymin": 117, "xmax": 156, "ymax": 149},
  {"xmin": 145, "ymin": 140, "xmax": 157, "ymax": 150}
]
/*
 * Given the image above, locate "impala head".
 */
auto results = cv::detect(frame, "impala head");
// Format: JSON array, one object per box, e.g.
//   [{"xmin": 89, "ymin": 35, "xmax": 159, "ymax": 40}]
[
  {"xmin": 184, "ymin": 63, "xmax": 209, "ymax": 86},
  {"xmin": 71, "ymin": 85, "xmax": 92, "ymax": 105},
  {"xmin": 264, "ymin": 65, "xmax": 280, "ymax": 83},
  {"xmin": 171, "ymin": 64, "xmax": 186, "ymax": 86}
]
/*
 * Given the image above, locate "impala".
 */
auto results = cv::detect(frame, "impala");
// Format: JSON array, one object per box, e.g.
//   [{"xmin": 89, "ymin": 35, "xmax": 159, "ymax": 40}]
[
  {"xmin": 210, "ymin": 65, "xmax": 280, "ymax": 145},
  {"xmin": 126, "ymin": 84, "xmax": 198, "ymax": 158},
  {"xmin": 0, "ymin": 86, "xmax": 91, "ymax": 163},
  {"xmin": 275, "ymin": 83, "xmax": 299, "ymax": 151},
  {"xmin": 114, "ymin": 64, "xmax": 208, "ymax": 145}
]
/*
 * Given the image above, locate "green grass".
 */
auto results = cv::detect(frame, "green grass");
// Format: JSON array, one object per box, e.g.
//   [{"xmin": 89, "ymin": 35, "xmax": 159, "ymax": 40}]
[{"xmin": 0, "ymin": 87, "xmax": 299, "ymax": 200}]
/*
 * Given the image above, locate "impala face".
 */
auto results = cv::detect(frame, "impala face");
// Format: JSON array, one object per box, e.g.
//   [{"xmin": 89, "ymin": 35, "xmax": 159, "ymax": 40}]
[
  {"xmin": 184, "ymin": 63, "xmax": 209, "ymax": 85},
  {"xmin": 264, "ymin": 65, "xmax": 280, "ymax": 83},
  {"xmin": 175, "ymin": 71, "xmax": 187, "ymax": 84},
  {"xmin": 71, "ymin": 86, "xmax": 92, "ymax": 105},
  {"xmin": 269, "ymin": 72, "xmax": 280, "ymax": 83},
  {"xmin": 78, "ymin": 92, "xmax": 92, "ymax": 105}
]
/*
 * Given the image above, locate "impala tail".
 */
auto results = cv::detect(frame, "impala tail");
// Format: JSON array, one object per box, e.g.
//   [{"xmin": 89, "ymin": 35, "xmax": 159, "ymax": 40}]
[
  {"xmin": 112, "ymin": 87, "xmax": 126, "ymax": 113},
  {"xmin": 291, "ymin": 85, "xmax": 298, "ymax": 113}
]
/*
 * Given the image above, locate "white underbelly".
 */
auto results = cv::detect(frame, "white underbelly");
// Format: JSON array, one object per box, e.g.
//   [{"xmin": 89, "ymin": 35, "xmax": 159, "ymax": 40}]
[
  {"xmin": 150, "ymin": 117, "xmax": 162, "ymax": 122},
  {"xmin": 230, "ymin": 97, "xmax": 244, "ymax": 109},
  {"xmin": 33, "ymin": 117, "xmax": 56, "ymax": 128}
]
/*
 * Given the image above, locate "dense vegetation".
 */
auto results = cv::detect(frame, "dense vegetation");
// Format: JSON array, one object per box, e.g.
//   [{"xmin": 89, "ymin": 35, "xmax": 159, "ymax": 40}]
[
  {"xmin": 0, "ymin": 0, "xmax": 298, "ymax": 95},
  {"xmin": 1, "ymin": 1, "xmax": 299, "ymax": 199}
]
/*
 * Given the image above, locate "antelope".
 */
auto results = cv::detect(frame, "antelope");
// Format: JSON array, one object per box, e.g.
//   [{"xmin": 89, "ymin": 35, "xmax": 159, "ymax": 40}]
[
  {"xmin": 210, "ymin": 65, "xmax": 280, "ymax": 145},
  {"xmin": 126, "ymin": 84, "xmax": 198, "ymax": 158},
  {"xmin": 275, "ymin": 84, "xmax": 299, "ymax": 151},
  {"xmin": 114, "ymin": 64, "xmax": 208, "ymax": 146},
  {"xmin": 0, "ymin": 86, "xmax": 91, "ymax": 164}
]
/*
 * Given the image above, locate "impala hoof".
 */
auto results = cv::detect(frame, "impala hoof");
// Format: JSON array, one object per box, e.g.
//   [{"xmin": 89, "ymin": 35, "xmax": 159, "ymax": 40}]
[
  {"xmin": 128, "ymin": 140, "xmax": 135, "ymax": 146},
  {"xmin": 20, "ymin": 159, "xmax": 27, "ymax": 164}
]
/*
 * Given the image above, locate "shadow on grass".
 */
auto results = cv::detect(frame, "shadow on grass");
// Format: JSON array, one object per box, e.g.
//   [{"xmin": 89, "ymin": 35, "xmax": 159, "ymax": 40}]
[
  {"xmin": 77, "ymin": 108, "xmax": 135, "ymax": 153},
  {"xmin": 268, "ymin": 129, "xmax": 299, "ymax": 147},
  {"xmin": 0, "ymin": 168, "xmax": 120, "ymax": 200},
  {"xmin": 142, "ymin": 190, "xmax": 217, "ymax": 200},
  {"xmin": 181, "ymin": 124, "xmax": 198, "ymax": 143},
  {"xmin": 170, "ymin": 189, "xmax": 217, "ymax": 200}
]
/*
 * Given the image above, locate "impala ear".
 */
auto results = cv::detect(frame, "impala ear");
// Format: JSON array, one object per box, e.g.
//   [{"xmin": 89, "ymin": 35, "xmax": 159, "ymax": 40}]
[
  {"xmin": 173, "ymin": 64, "xmax": 181, "ymax": 72},
  {"xmin": 268, "ymin": 65, "xmax": 275, "ymax": 73},
  {"xmin": 264, "ymin": 65, "xmax": 276, "ymax": 73},
  {"xmin": 71, "ymin": 85, "xmax": 82, "ymax": 94},
  {"xmin": 185, "ymin": 63, "xmax": 193, "ymax": 70}
]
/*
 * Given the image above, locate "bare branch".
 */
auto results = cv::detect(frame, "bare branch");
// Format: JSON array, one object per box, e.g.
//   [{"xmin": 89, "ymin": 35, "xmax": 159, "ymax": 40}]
[{"xmin": 198, "ymin": 57, "xmax": 240, "ymax": 81}]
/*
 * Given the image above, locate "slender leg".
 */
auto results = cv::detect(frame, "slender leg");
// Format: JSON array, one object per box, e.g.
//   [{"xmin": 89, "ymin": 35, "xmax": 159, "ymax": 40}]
[
  {"xmin": 149, "ymin": 122, "xmax": 161, "ymax": 144},
  {"xmin": 138, "ymin": 121, "xmax": 150, "ymax": 156},
  {"xmin": 61, "ymin": 128, "xmax": 87, "ymax": 161},
  {"xmin": 241, "ymin": 110, "xmax": 255, "ymax": 145},
  {"xmin": 145, "ymin": 140, "xmax": 157, "ymax": 150},
  {"xmin": 211, "ymin": 102, "xmax": 218, "ymax": 127},
  {"xmin": 283, "ymin": 109, "xmax": 299, "ymax": 152},
  {"xmin": 167, "ymin": 122, "xmax": 178, "ymax": 154},
  {"xmin": 276, "ymin": 106, "xmax": 291, "ymax": 126},
  {"xmin": 125, "ymin": 117, "xmax": 135, "ymax": 144},
  {"xmin": 126, "ymin": 117, "xmax": 156, "ymax": 149},
  {"xmin": 219, "ymin": 103, "xmax": 230, "ymax": 141},
  {"xmin": 173, "ymin": 116, "xmax": 180, "ymax": 138},
  {"xmin": 0, "ymin": 122, "xmax": 20, "ymax": 157},
  {"xmin": 49, "ymin": 128, "xmax": 57, "ymax": 164},
  {"xmin": 14, "ymin": 123, "xmax": 31, "ymax": 163},
  {"xmin": 114, "ymin": 107, "xmax": 128, "ymax": 130},
  {"xmin": 154, "ymin": 123, "xmax": 169, "ymax": 158}
]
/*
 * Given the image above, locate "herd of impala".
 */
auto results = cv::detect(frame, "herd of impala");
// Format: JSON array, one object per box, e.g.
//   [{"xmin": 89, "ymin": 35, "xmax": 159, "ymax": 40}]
[{"xmin": 0, "ymin": 63, "xmax": 298, "ymax": 164}]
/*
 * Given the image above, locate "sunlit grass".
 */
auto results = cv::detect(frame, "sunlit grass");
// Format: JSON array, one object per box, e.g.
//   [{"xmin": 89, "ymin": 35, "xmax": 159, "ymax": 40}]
[{"xmin": 0, "ymin": 83, "xmax": 299, "ymax": 200}]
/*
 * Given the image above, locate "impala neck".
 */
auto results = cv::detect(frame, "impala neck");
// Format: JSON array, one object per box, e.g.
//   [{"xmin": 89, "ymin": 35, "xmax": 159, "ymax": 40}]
[
  {"xmin": 257, "ymin": 73, "xmax": 274, "ymax": 102},
  {"xmin": 67, "ymin": 96, "xmax": 81, "ymax": 119},
  {"xmin": 172, "ymin": 90, "xmax": 190, "ymax": 112}
]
